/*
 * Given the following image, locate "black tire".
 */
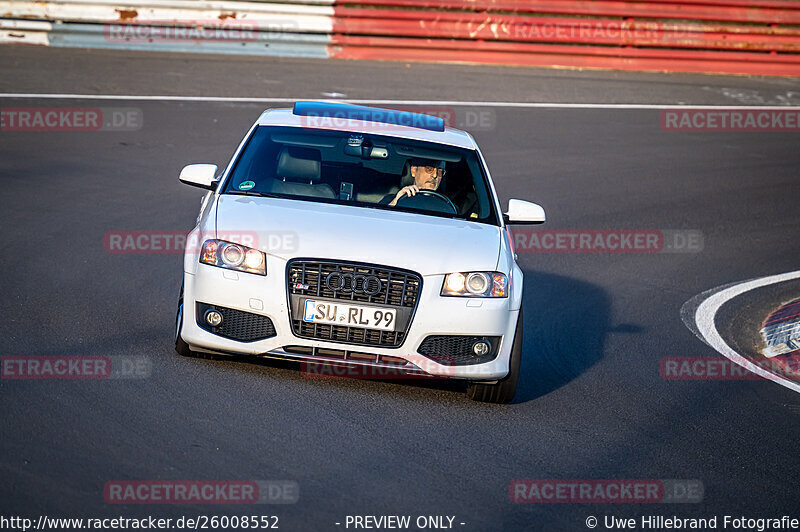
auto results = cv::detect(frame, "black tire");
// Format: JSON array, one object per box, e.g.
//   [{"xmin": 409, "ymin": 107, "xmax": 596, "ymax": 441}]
[
  {"xmin": 466, "ymin": 309, "xmax": 523, "ymax": 404},
  {"xmin": 175, "ymin": 282, "xmax": 195, "ymax": 358}
]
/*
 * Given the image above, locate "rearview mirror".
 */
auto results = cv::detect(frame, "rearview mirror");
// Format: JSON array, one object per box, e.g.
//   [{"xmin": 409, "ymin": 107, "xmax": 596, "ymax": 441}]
[
  {"xmin": 179, "ymin": 164, "xmax": 218, "ymax": 190},
  {"xmin": 504, "ymin": 199, "xmax": 546, "ymax": 225}
]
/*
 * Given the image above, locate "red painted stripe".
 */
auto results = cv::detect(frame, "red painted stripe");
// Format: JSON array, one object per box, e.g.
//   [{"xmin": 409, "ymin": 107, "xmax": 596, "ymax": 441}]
[
  {"xmin": 329, "ymin": 43, "xmax": 800, "ymax": 76},
  {"xmin": 331, "ymin": 34, "xmax": 800, "ymax": 60},
  {"xmin": 337, "ymin": 0, "xmax": 800, "ymax": 25},
  {"xmin": 336, "ymin": 7, "xmax": 800, "ymax": 34},
  {"xmin": 765, "ymin": 310, "xmax": 800, "ymax": 326},
  {"xmin": 762, "ymin": 300, "xmax": 800, "ymax": 327},
  {"xmin": 334, "ymin": 8, "xmax": 800, "ymax": 38},
  {"xmin": 330, "ymin": 1, "xmax": 800, "ymax": 75},
  {"xmin": 334, "ymin": 10, "xmax": 800, "ymax": 51},
  {"xmin": 767, "ymin": 306, "xmax": 800, "ymax": 319}
]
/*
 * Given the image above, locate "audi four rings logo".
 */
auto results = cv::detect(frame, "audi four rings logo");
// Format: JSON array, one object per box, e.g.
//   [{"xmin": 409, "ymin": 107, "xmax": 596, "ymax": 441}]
[{"xmin": 326, "ymin": 272, "xmax": 382, "ymax": 296}]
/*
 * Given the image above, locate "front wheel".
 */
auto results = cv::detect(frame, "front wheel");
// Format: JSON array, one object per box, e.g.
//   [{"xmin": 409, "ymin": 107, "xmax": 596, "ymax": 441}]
[
  {"xmin": 175, "ymin": 282, "xmax": 195, "ymax": 358},
  {"xmin": 466, "ymin": 310, "xmax": 523, "ymax": 404}
]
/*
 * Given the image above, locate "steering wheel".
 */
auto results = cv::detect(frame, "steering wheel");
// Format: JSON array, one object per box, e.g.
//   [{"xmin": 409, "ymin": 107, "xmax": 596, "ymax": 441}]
[{"xmin": 397, "ymin": 190, "xmax": 458, "ymax": 214}]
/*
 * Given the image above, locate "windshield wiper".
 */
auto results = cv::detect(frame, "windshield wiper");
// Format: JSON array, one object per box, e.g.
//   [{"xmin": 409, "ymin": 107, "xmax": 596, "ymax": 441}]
[{"xmin": 226, "ymin": 190, "xmax": 280, "ymax": 198}]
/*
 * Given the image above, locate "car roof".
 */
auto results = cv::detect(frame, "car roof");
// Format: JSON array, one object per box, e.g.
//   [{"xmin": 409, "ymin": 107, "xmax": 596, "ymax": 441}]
[{"xmin": 256, "ymin": 107, "xmax": 478, "ymax": 150}]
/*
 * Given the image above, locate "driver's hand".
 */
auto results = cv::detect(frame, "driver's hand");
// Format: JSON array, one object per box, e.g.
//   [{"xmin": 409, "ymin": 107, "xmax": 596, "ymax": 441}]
[{"xmin": 389, "ymin": 185, "xmax": 420, "ymax": 206}]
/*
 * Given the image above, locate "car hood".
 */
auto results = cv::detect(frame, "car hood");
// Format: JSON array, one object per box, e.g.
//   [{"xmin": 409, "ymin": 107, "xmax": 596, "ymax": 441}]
[{"xmin": 215, "ymin": 195, "xmax": 501, "ymax": 275}]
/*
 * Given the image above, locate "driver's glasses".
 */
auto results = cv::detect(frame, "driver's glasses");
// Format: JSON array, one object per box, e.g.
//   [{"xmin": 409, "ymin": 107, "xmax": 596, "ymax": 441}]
[{"xmin": 419, "ymin": 165, "xmax": 445, "ymax": 177}]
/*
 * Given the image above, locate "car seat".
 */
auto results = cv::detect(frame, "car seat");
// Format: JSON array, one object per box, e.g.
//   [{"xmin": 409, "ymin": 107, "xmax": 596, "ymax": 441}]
[{"xmin": 266, "ymin": 147, "xmax": 336, "ymax": 199}]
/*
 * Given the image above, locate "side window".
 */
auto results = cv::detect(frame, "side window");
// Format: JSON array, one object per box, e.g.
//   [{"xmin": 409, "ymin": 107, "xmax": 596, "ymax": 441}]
[
  {"xmin": 225, "ymin": 129, "xmax": 278, "ymax": 192},
  {"xmin": 466, "ymin": 155, "xmax": 491, "ymax": 219},
  {"xmin": 441, "ymin": 159, "xmax": 477, "ymax": 216}
]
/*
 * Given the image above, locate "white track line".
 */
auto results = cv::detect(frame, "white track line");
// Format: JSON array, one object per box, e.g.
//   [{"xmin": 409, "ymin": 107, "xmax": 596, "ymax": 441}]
[
  {"xmin": 1, "ymin": 93, "xmax": 800, "ymax": 110},
  {"xmin": 695, "ymin": 270, "xmax": 800, "ymax": 394}
]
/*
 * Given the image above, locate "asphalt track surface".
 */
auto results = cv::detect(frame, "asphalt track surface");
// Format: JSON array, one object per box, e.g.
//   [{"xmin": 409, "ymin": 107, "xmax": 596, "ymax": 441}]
[{"xmin": 1, "ymin": 46, "xmax": 800, "ymax": 531}]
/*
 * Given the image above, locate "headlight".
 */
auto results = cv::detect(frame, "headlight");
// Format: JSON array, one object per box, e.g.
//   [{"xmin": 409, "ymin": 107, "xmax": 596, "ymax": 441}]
[
  {"xmin": 441, "ymin": 272, "xmax": 507, "ymax": 297},
  {"xmin": 200, "ymin": 240, "xmax": 266, "ymax": 275}
]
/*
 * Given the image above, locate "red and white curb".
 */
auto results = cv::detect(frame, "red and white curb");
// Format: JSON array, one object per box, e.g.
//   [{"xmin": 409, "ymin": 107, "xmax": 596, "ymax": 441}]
[
  {"xmin": 690, "ymin": 270, "xmax": 800, "ymax": 394},
  {"xmin": 761, "ymin": 299, "xmax": 800, "ymax": 358}
]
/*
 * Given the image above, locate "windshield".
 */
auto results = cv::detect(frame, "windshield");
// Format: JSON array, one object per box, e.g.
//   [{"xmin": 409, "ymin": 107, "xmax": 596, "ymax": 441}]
[{"xmin": 222, "ymin": 126, "xmax": 499, "ymax": 225}]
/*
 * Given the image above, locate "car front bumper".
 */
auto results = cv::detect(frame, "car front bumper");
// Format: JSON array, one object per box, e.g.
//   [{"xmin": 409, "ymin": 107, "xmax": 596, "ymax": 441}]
[{"xmin": 181, "ymin": 256, "xmax": 520, "ymax": 381}]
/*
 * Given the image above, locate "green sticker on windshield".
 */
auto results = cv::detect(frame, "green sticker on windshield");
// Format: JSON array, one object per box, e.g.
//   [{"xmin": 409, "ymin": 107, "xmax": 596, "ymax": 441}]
[{"xmin": 239, "ymin": 181, "xmax": 255, "ymax": 191}]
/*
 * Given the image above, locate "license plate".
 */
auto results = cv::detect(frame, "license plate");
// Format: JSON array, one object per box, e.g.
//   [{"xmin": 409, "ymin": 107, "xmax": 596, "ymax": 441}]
[{"xmin": 302, "ymin": 300, "xmax": 396, "ymax": 331}]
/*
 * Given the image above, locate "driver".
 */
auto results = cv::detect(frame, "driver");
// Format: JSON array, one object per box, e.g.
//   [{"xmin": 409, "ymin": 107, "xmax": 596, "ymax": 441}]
[{"xmin": 384, "ymin": 158, "xmax": 446, "ymax": 207}]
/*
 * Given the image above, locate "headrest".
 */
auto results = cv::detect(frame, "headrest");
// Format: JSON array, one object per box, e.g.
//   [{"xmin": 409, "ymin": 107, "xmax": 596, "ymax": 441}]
[
  {"xmin": 400, "ymin": 161, "xmax": 414, "ymax": 187},
  {"xmin": 276, "ymin": 147, "xmax": 321, "ymax": 183}
]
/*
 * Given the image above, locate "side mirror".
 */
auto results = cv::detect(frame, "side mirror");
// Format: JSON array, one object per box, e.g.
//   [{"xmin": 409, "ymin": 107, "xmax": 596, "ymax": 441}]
[
  {"xmin": 179, "ymin": 164, "xmax": 218, "ymax": 190},
  {"xmin": 504, "ymin": 199, "xmax": 546, "ymax": 225}
]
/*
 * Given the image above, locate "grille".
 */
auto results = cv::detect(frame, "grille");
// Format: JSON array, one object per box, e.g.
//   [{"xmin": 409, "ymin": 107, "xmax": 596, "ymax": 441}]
[
  {"xmin": 287, "ymin": 260, "xmax": 421, "ymax": 308},
  {"xmin": 418, "ymin": 335, "xmax": 501, "ymax": 366},
  {"xmin": 196, "ymin": 302, "xmax": 276, "ymax": 342},
  {"xmin": 296, "ymin": 320, "xmax": 405, "ymax": 346},
  {"xmin": 287, "ymin": 259, "xmax": 422, "ymax": 348},
  {"xmin": 283, "ymin": 345, "xmax": 409, "ymax": 366},
  {"xmin": 281, "ymin": 346, "xmax": 428, "ymax": 378}
]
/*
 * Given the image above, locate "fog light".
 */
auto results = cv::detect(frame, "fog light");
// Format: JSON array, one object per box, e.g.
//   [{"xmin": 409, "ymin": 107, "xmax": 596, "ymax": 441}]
[
  {"xmin": 473, "ymin": 341, "xmax": 490, "ymax": 356},
  {"xmin": 205, "ymin": 309, "xmax": 223, "ymax": 327}
]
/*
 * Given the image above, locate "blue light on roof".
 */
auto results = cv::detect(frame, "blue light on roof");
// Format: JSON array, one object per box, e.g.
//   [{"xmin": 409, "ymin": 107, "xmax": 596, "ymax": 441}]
[{"xmin": 292, "ymin": 101, "xmax": 445, "ymax": 132}]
